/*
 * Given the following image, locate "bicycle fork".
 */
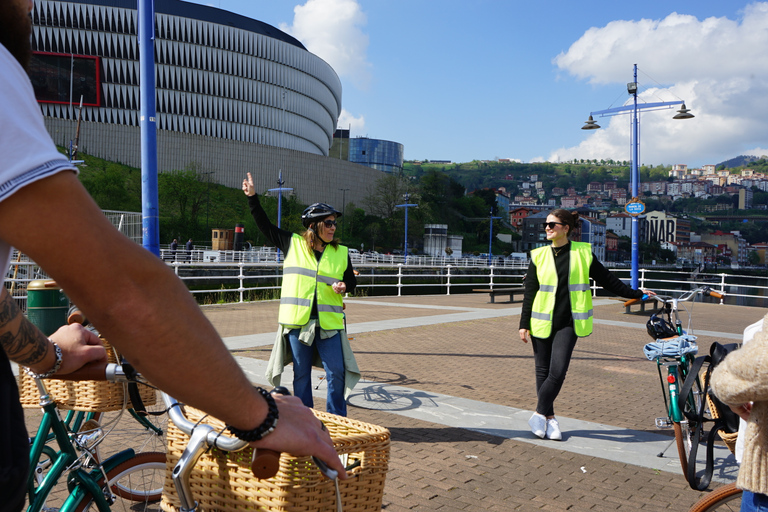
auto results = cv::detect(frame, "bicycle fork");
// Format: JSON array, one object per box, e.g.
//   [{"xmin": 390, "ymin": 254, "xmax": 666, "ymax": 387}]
[{"xmin": 655, "ymin": 362, "xmax": 684, "ymax": 428}]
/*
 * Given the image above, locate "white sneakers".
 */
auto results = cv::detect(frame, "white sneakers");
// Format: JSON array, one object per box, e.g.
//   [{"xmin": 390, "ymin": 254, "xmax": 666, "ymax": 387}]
[
  {"xmin": 546, "ymin": 418, "xmax": 562, "ymax": 441},
  {"xmin": 528, "ymin": 413, "xmax": 562, "ymax": 441},
  {"xmin": 528, "ymin": 413, "xmax": 546, "ymax": 438}
]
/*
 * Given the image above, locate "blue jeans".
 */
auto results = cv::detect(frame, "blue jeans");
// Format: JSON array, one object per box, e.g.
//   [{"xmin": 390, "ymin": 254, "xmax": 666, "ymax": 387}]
[
  {"xmin": 287, "ymin": 329, "xmax": 347, "ymax": 416},
  {"xmin": 742, "ymin": 491, "xmax": 768, "ymax": 512}
]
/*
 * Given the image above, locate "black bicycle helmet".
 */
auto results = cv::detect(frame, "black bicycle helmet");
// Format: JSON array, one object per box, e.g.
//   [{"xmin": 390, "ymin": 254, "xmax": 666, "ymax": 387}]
[
  {"xmin": 301, "ymin": 202, "xmax": 342, "ymax": 228},
  {"xmin": 646, "ymin": 313, "xmax": 678, "ymax": 340}
]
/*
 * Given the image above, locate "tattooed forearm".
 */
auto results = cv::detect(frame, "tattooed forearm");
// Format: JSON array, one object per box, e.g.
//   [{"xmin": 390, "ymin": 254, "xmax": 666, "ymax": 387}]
[{"xmin": 0, "ymin": 288, "xmax": 50, "ymax": 367}]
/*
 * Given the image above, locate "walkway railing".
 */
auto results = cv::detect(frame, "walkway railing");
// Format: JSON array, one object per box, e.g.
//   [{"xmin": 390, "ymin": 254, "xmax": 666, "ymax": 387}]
[{"xmin": 5, "ymin": 249, "xmax": 767, "ymax": 308}]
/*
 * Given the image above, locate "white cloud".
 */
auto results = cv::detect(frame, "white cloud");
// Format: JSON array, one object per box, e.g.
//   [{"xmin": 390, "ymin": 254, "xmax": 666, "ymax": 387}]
[
  {"xmin": 337, "ymin": 108, "xmax": 365, "ymax": 133},
  {"xmin": 552, "ymin": 2, "xmax": 768, "ymax": 166},
  {"xmin": 280, "ymin": 0, "xmax": 372, "ymax": 90}
]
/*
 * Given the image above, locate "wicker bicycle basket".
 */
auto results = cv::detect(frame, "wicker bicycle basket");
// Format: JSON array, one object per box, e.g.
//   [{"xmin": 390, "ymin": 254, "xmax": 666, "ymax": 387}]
[
  {"xmin": 160, "ymin": 406, "xmax": 390, "ymax": 512},
  {"xmin": 17, "ymin": 336, "xmax": 156, "ymax": 412},
  {"xmin": 705, "ymin": 393, "xmax": 739, "ymax": 454}
]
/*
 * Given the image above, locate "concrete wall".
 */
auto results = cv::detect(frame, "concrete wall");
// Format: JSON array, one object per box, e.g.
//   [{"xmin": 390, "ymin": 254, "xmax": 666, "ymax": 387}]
[{"xmin": 46, "ymin": 118, "xmax": 382, "ymax": 211}]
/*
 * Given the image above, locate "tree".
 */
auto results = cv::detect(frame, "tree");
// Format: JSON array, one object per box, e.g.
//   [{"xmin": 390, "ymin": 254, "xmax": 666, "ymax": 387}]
[{"xmin": 363, "ymin": 174, "xmax": 410, "ymax": 219}]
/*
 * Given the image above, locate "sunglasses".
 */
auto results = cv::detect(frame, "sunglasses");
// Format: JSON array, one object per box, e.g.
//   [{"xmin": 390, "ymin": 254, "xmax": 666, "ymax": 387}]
[
  {"xmin": 322, "ymin": 219, "xmax": 337, "ymax": 228},
  {"xmin": 544, "ymin": 222, "xmax": 566, "ymax": 229}
]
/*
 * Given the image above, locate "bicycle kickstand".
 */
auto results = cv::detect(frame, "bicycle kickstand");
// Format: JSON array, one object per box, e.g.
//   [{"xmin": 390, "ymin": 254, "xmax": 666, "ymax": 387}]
[{"xmin": 657, "ymin": 437, "xmax": 676, "ymax": 458}]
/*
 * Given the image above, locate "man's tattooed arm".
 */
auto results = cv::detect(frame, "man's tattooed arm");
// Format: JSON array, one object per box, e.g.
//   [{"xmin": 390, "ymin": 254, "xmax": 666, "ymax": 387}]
[{"xmin": 0, "ymin": 287, "xmax": 52, "ymax": 369}]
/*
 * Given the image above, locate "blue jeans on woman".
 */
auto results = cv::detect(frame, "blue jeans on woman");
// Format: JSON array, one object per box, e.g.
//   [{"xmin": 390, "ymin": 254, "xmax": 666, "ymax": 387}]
[
  {"xmin": 742, "ymin": 491, "xmax": 768, "ymax": 512},
  {"xmin": 287, "ymin": 328, "xmax": 347, "ymax": 416}
]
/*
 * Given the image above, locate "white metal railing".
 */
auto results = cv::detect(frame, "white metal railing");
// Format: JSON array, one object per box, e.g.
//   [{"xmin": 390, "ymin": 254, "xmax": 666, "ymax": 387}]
[{"xmin": 6, "ymin": 249, "xmax": 768, "ymax": 308}]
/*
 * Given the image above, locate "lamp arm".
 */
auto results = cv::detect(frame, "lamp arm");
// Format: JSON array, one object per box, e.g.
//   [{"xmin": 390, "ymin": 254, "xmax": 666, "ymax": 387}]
[{"xmin": 590, "ymin": 100, "xmax": 684, "ymax": 118}]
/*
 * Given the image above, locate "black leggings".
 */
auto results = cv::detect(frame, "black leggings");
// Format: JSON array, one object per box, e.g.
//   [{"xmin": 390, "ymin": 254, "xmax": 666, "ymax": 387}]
[{"xmin": 531, "ymin": 326, "xmax": 578, "ymax": 417}]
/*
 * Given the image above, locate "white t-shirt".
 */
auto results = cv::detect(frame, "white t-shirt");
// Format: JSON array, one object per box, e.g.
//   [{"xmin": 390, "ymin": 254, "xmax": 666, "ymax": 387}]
[{"xmin": 0, "ymin": 44, "xmax": 77, "ymax": 279}]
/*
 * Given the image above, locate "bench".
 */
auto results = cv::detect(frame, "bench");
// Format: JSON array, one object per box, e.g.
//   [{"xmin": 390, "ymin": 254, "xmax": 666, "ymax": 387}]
[{"xmin": 472, "ymin": 287, "xmax": 525, "ymax": 304}]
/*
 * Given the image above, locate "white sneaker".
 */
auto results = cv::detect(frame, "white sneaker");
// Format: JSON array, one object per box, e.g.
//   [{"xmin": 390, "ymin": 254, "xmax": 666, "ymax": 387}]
[
  {"xmin": 528, "ymin": 413, "xmax": 546, "ymax": 439},
  {"xmin": 546, "ymin": 418, "xmax": 562, "ymax": 441}
]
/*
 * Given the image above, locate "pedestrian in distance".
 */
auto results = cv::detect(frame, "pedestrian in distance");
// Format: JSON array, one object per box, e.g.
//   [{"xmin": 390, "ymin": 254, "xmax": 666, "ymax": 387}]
[
  {"xmin": 170, "ymin": 238, "xmax": 178, "ymax": 261},
  {"xmin": 518, "ymin": 209, "xmax": 654, "ymax": 440},
  {"xmin": 242, "ymin": 172, "xmax": 359, "ymax": 417},
  {"xmin": 0, "ymin": 3, "xmax": 346, "ymax": 508},
  {"xmin": 185, "ymin": 238, "xmax": 193, "ymax": 261}
]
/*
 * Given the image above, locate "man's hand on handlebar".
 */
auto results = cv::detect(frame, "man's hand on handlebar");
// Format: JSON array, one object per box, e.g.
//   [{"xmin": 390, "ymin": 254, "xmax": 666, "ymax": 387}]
[
  {"xmin": 250, "ymin": 394, "xmax": 348, "ymax": 480},
  {"xmin": 48, "ymin": 323, "xmax": 107, "ymax": 376}
]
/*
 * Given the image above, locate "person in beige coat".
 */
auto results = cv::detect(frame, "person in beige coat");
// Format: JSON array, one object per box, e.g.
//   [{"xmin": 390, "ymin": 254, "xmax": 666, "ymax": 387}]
[{"xmin": 710, "ymin": 312, "xmax": 768, "ymax": 511}]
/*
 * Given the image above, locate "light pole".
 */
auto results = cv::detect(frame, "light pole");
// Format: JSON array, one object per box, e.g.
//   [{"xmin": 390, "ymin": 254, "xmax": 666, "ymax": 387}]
[
  {"xmin": 582, "ymin": 63, "xmax": 693, "ymax": 288},
  {"xmin": 338, "ymin": 188, "xmax": 349, "ymax": 239},
  {"xmin": 488, "ymin": 208, "xmax": 502, "ymax": 266},
  {"xmin": 268, "ymin": 170, "xmax": 293, "ymax": 259},
  {"xmin": 395, "ymin": 193, "xmax": 418, "ymax": 265}
]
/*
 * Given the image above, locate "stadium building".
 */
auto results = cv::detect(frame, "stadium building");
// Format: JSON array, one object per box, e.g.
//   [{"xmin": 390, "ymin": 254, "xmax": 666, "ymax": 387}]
[{"xmin": 30, "ymin": 0, "xmax": 381, "ymax": 207}]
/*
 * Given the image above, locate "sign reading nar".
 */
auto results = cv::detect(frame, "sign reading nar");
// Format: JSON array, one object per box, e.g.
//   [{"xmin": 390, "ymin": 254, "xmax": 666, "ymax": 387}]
[{"xmin": 643, "ymin": 211, "xmax": 689, "ymax": 244}]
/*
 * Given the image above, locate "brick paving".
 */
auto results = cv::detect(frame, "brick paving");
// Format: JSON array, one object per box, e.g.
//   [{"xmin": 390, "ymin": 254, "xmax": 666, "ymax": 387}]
[
  {"xmin": 23, "ymin": 292, "xmax": 765, "ymax": 511},
  {"xmin": 215, "ymin": 292, "xmax": 765, "ymax": 511}
]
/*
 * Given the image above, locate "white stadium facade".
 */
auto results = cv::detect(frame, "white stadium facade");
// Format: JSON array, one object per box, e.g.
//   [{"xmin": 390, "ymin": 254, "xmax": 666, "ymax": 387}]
[{"xmin": 30, "ymin": 0, "xmax": 381, "ymax": 207}]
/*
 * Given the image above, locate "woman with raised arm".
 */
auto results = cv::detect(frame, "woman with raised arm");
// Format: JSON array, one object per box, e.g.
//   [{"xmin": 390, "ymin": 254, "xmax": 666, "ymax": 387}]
[
  {"xmin": 243, "ymin": 172, "xmax": 358, "ymax": 417},
  {"xmin": 518, "ymin": 209, "xmax": 653, "ymax": 440}
]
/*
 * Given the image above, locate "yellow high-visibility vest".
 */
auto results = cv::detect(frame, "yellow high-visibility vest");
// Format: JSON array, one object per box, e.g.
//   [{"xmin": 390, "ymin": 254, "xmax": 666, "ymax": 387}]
[
  {"xmin": 529, "ymin": 242, "xmax": 593, "ymax": 338},
  {"xmin": 278, "ymin": 234, "xmax": 348, "ymax": 330}
]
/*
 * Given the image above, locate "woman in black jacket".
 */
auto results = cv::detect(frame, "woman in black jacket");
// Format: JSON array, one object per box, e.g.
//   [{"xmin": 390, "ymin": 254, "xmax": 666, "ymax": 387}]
[{"xmin": 518, "ymin": 209, "xmax": 653, "ymax": 440}]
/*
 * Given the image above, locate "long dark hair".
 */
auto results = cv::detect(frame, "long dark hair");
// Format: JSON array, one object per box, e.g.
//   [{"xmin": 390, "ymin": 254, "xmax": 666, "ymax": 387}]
[{"xmin": 549, "ymin": 209, "xmax": 580, "ymax": 239}]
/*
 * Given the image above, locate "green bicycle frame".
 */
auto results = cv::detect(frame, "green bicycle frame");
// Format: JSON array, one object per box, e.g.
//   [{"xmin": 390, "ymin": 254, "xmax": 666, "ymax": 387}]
[{"xmin": 26, "ymin": 389, "xmax": 136, "ymax": 512}]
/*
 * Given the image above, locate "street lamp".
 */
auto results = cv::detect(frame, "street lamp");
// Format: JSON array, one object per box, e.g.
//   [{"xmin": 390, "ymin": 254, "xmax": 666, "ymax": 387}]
[
  {"xmin": 268, "ymin": 170, "xmax": 293, "ymax": 260},
  {"xmin": 582, "ymin": 64, "xmax": 694, "ymax": 288},
  {"xmin": 338, "ymin": 188, "xmax": 349, "ymax": 239},
  {"xmin": 488, "ymin": 208, "xmax": 502, "ymax": 266},
  {"xmin": 395, "ymin": 193, "xmax": 418, "ymax": 265}
]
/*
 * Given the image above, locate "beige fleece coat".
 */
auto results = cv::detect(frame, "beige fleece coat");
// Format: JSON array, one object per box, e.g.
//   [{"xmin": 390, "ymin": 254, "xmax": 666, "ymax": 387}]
[{"xmin": 710, "ymin": 312, "xmax": 768, "ymax": 495}]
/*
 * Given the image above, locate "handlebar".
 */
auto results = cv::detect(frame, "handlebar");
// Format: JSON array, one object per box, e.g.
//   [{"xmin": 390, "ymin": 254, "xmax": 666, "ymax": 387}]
[{"xmin": 622, "ymin": 286, "xmax": 724, "ymax": 308}]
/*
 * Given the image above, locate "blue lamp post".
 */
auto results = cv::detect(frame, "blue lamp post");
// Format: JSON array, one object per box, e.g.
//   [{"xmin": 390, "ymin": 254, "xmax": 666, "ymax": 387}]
[
  {"xmin": 582, "ymin": 64, "xmax": 694, "ymax": 288},
  {"xmin": 395, "ymin": 193, "xmax": 418, "ymax": 265},
  {"xmin": 268, "ymin": 170, "xmax": 293, "ymax": 260},
  {"xmin": 488, "ymin": 208, "xmax": 501, "ymax": 266},
  {"xmin": 138, "ymin": 0, "xmax": 159, "ymax": 256}
]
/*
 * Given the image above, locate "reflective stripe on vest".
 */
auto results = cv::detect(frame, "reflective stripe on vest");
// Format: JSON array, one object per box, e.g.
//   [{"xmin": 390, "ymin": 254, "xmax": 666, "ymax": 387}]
[
  {"xmin": 278, "ymin": 234, "xmax": 348, "ymax": 330},
  {"xmin": 529, "ymin": 242, "xmax": 593, "ymax": 338}
]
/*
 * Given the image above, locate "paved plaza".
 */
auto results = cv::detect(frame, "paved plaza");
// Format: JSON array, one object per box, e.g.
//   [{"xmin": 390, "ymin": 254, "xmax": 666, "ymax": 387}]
[
  {"xmin": 205, "ymin": 292, "xmax": 765, "ymax": 511},
  {"xmin": 21, "ymin": 292, "xmax": 764, "ymax": 510}
]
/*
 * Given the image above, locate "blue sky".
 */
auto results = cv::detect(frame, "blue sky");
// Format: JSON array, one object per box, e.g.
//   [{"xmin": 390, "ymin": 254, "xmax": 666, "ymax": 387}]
[{"xmin": 184, "ymin": 0, "xmax": 768, "ymax": 168}]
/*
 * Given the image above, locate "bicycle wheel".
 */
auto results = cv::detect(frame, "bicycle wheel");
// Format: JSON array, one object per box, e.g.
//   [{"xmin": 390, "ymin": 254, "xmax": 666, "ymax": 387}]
[
  {"xmin": 73, "ymin": 451, "xmax": 166, "ymax": 512},
  {"xmin": 90, "ymin": 389, "xmax": 169, "ymax": 459},
  {"xmin": 675, "ymin": 370, "xmax": 706, "ymax": 476},
  {"xmin": 688, "ymin": 483, "xmax": 742, "ymax": 512}
]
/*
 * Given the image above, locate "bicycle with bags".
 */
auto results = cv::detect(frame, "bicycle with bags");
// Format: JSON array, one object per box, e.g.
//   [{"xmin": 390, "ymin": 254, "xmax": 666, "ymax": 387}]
[
  {"xmin": 624, "ymin": 285, "xmax": 725, "ymax": 477},
  {"xmin": 24, "ymin": 363, "xmax": 166, "ymax": 512}
]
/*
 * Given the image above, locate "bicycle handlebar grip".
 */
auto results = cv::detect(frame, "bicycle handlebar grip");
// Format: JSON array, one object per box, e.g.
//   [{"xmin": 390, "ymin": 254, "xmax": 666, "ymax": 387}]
[
  {"xmin": 67, "ymin": 308, "xmax": 86, "ymax": 325},
  {"xmin": 623, "ymin": 297, "xmax": 642, "ymax": 307},
  {"xmin": 251, "ymin": 449, "xmax": 281, "ymax": 479},
  {"xmin": 53, "ymin": 361, "xmax": 108, "ymax": 381},
  {"xmin": 708, "ymin": 290, "xmax": 724, "ymax": 299}
]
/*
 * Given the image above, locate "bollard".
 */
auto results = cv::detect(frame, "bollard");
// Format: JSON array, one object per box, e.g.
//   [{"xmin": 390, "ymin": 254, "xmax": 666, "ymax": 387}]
[{"xmin": 26, "ymin": 280, "xmax": 68, "ymax": 336}]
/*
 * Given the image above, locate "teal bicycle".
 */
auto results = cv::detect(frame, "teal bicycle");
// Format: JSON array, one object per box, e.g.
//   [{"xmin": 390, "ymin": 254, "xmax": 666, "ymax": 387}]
[
  {"xmin": 625, "ymin": 285, "xmax": 725, "ymax": 477},
  {"xmin": 26, "ymin": 364, "xmax": 166, "ymax": 512}
]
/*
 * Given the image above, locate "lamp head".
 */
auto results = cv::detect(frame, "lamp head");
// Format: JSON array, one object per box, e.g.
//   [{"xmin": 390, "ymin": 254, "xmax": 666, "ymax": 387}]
[
  {"xmin": 673, "ymin": 103, "xmax": 695, "ymax": 120},
  {"xmin": 581, "ymin": 115, "xmax": 601, "ymax": 130},
  {"xmin": 627, "ymin": 82, "xmax": 638, "ymax": 95}
]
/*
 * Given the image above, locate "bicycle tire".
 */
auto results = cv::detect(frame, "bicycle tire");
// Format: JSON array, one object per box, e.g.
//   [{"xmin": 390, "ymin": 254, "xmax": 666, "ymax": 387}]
[
  {"xmin": 688, "ymin": 483, "xmax": 742, "ymax": 512},
  {"xmin": 89, "ymin": 390, "xmax": 169, "ymax": 460},
  {"xmin": 675, "ymin": 369, "xmax": 705, "ymax": 476},
  {"xmin": 73, "ymin": 451, "xmax": 166, "ymax": 512}
]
